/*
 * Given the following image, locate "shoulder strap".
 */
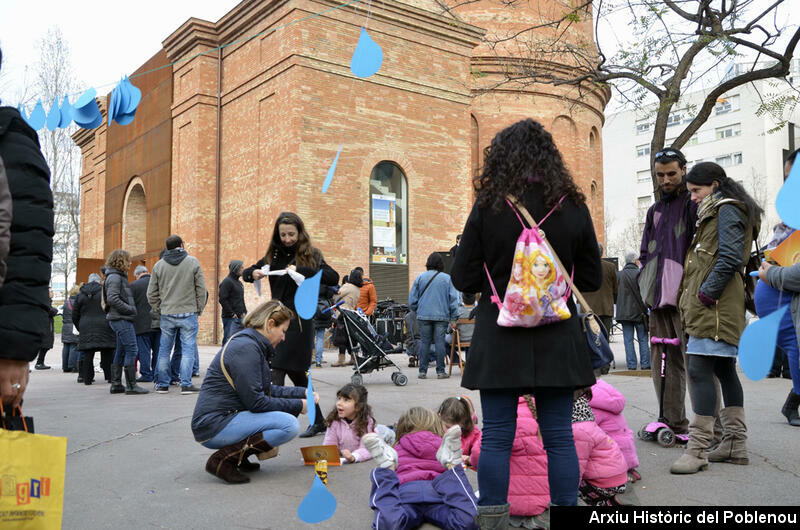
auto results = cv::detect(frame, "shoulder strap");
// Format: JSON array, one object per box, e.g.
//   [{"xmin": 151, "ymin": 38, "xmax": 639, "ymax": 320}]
[
  {"xmin": 507, "ymin": 195, "xmax": 595, "ymax": 314},
  {"xmin": 418, "ymin": 271, "xmax": 441, "ymax": 300},
  {"xmin": 220, "ymin": 331, "xmax": 244, "ymax": 390}
]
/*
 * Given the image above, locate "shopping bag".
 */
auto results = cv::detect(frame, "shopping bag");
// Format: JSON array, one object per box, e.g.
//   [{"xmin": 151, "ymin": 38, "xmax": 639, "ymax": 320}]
[{"xmin": 0, "ymin": 416, "xmax": 67, "ymax": 529}]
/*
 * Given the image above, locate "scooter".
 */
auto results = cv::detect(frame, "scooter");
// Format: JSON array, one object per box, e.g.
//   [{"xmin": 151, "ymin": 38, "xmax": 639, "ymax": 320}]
[{"xmin": 638, "ymin": 336, "xmax": 691, "ymax": 447}]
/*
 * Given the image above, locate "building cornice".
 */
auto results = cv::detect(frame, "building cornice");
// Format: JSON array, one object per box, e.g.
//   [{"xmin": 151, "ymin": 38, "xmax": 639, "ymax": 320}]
[{"xmin": 162, "ymin": 18, "xmax": 221, "ymax": 64}]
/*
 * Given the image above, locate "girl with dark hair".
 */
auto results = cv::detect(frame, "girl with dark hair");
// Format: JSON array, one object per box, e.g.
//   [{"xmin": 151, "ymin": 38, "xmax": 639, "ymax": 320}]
[
  {"xmin": 323, "ymin": 384, "xmax": 376, "ymax": 463},
  {"xmin": 451, "ymin": 118, "xmax": 602, "ymax": 524},
  {"xmin": 438, "ymin": 396, "xmax": 481, "ymax": 467},
  {"xmin": 671, "ymin": 161, "xmax": 762, "ymax": 475},
  {"xmin": 242, "ymin": 212, "xmax": 338, "ymax": 438},
  {"xmin": 409, "ymin": 252, "xmax": 461, "ymax": 379}
]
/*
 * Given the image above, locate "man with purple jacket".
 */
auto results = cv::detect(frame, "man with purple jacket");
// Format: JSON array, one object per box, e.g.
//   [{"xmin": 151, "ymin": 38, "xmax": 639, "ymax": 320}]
[{"xmin": 638, "ymin": 148, "xmax": 697, "ymax": 434}]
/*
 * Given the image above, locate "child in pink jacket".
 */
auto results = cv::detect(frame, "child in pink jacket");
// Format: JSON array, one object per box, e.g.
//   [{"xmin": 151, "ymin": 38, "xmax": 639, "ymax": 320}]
[
  {"xmin": 323, "ymin": 383, "xmax": 375, "ymax": 463},
  {"xmin": 572, "ymin": 393, "xmax": 629, "ymax": 506},
  {"xmin": 588, "ymin": 378, "xmax": 641, "ymax": 481},
  {"xmin": 438, "ymin": 396, "xmax": 481, "ymax": 468}
]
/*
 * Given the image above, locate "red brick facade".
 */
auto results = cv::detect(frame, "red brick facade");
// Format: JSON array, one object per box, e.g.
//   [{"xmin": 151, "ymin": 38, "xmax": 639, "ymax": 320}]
[{"xmin": 75, "ymin": 0, "xmax": 608, "ymax": 343}]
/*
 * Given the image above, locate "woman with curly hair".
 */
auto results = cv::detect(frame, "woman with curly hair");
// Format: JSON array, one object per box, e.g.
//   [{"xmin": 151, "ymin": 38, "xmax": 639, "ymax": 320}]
[
  {"xmin": 242, "ymin": 211, "xmax": 338, "ymax": 437},
  {"xmin": 103, "ymin": 249, "xmax": 148, "ymax": 395},
  {"xmin": 451, "ymin": 118, "xmax": 602, "ymax": 526}
]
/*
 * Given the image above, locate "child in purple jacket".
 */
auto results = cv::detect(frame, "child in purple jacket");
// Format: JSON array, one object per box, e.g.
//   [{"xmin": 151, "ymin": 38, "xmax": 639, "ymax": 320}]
[
  {"xmin": 363, "ymin": 407, "xmax": 478, "ymax": 530},
  {"xmin": 323, "ymin": 384, "xmax": 375, "ymax": 463}
]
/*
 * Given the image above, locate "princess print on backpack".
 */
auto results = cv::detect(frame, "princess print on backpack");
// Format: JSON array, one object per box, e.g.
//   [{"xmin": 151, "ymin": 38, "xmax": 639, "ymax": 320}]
[{"xmin": 485, "ymin": 196, "xmax": 571, "ymax": 328}]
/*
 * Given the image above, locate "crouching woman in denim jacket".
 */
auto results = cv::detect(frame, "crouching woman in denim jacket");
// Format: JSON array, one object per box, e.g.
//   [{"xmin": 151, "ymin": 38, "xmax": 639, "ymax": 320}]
[{"xmin": 192, "ymin": 300, "xmax": 318, "ymax": 484}]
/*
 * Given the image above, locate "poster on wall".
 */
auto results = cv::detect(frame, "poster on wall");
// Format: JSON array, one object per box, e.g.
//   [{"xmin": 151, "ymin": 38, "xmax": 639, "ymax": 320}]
[{"xmin": 372, "ymin": 194, "xmax": 397, "ymax": 263}]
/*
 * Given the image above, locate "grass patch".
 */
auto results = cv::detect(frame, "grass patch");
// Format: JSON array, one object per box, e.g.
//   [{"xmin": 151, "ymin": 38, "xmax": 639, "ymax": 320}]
[{"xmin": 54, "ymin": 314, "xmax": 63, "ymax": 334}]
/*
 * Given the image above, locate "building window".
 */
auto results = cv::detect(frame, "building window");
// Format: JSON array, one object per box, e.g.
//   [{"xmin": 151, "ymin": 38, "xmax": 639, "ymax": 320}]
[
  {"xmin": 715, "ymin": 152, "xmax": 743, "ymax": 167},
  {"xmin": 369, "ymin": 162, "xmax": 408, "ymax": 265},
  {"xmin": 636, "ymin": 144, "xmax": 650, "ymax": 157},
  {"xmin": 637, "ymin": 170, "xmax": 651, "ymax": 183},
  {"xmin": 667, "ymin": 113, "xmax": 681, "ymax": 127},
  {"xmin": 686, "ymin": 134, "xmax": 699, "ymax": 146},
  {"xmin": 636, "ymin": 120, "xmax": 650, "ymax": 135},
  {"xmin": 715, "ymin": 94, "xmax": 740, "ymax": 115},
  {"xmin": 638, "ymin": 196, "xmax": 652, "ymax": 219},
  {"xmin": 715, "ymin": 123, "xmax": 741, "ymax": 140}
]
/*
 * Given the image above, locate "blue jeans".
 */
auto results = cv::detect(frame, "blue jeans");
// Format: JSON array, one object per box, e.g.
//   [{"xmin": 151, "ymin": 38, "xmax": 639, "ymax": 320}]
[
  {"xmin": 61, "ymin": 342, "xmax": 76, "ymax": 371},
  {"xmin": 755, "ymin": 280, "xmax": 800, "ymax": 394},
  {"xmin": 201, "ymin": 410, "xmax": 300, "ymax": 449},
  {"xmin": 110, "ymin": 320, "xmax": 139, "ymax": 366},
  {"xmin": 221, "ymin": 317, "xmax": 241, "ymax": 346},
  {"xmin": 478, "ymin": 387, "xmax": 578, "ymax": 507},
  {"xmin": 621, "ymin": 321, "xmax": 650, "ymax": 370},
  {"xmin": 156, "ymin": 314, "xmax": 199, "ymax": 388},
  {"xmin": 135, "ymin": 330, "xmax": 160, "ymax": 381},
  {"xmin": 418, "ymin": 320, "xmax": 448, "ymax": 375},
  {"xmin": 314, "ymin": 327, "xmax": 326, "ymax": 364}
]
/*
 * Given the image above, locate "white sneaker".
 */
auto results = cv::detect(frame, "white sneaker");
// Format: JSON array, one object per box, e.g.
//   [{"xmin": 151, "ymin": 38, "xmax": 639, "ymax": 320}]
[
  {"xmin": 362, "ymin": 433, "xmax": 398, "ymax": 470},
  {"xmin": 436, "ymin": 425, "xmax": 463, "ymax": 469}
]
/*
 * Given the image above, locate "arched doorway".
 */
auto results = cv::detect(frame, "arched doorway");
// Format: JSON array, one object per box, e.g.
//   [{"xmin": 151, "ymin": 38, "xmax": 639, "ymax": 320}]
[
  {"xmin": 369, "ymin": 161, "xmax": 409, "ymax": 303},
  {"xmin": 122, "ymin": 179, "xmax": 147, "ymax": 258}
]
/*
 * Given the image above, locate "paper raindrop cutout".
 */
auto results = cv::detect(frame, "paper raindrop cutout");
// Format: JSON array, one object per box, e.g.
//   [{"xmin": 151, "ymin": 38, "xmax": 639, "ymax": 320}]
[
  {"xmin": 46, "ymin": 100, "xmax": 61, "ymax": 130},
  {"xmin": 738, "ymin": 305, "xmax": 789, "ymax": 381},
  {"xmin": 322, "ymin": 145, "xmax": 343, "ymax": 194},
  {"xmin": 306, "ymin": 373, "xmax": 316, "ymax": 426},
  {"xmin": 109, "ymin": 76, "xmax": 142, "ymax": 126},
  {"xmin": 27, "ymin": 99, "xmax": 46, "ymax": 131},
  {"xmin": 776, "ymin": 159, "xmax": 800, "ymax": 230},
  {"xmin": 350, "ymin": 27, "xmax": 383, "ymax": 78},
  {"xmin": 58, "ymin": 95, "xmax": 74, "ymax": 128},
  {"xmin": 294, "ymin": 270, "xmax": 322, "ymax": 320},
  {"xmin": 297, "ymin": 474, "xmax": 337, "ymax": 524},
  {"xmin": 73, "ymin": 88, "xmax": 103, "ymax": 130}
]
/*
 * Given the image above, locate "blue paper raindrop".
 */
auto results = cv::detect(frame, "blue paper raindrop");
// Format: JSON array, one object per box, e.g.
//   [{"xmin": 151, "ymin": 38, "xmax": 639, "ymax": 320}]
[
  {"xmin": 350, "ymin": 27, "xmax": 383, "ymax": 78},
  {"xmin": 294, "ymin": 270, "xmax": 323, "ymax": 320},
  {"xmin": 58, "ymin": 95, "xmax": 74, "ymax": 128},
  {"xmin": 297, "ymin": 474, "xmax": 337, "ymax": 524},
  {"xmin": 739, "ymin": 305, "xmax": 789, "ymax": 381},
  {"xmin": 45, "ymin": 100, "xmax": 61, "ymax": 130},
  {"xmin": 306, "ymin": 374, "xmax": 316, "ymax": 426},
  {"xmin": 74, "ymin": 88, "xmax": 97, "ymax": 109},
  {"xmin": 27, "ymin": 99, "xmax": 46, "ymax": 130},
  {"xmin": 776, "ymin": 160, "xmax": 800, "ymax": 230},
  {"xmin": 322, "ymin": 145, "xmax": 343, "ymax": 194}
]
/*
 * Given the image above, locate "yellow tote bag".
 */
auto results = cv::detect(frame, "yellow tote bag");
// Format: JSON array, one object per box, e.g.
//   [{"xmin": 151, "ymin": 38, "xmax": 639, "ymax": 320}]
[{"xmin": 0, "ymin": 429, "xmax": 67, "ymax": 529}]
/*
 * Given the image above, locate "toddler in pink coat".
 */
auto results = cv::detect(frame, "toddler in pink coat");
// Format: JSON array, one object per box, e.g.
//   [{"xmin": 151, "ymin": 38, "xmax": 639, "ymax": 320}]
[
  {"xmin": 438, "ymin": 396, "xmax": 482, "ymax": 468},
  {"xmin": 588, "ymin": 378, "xmax": 641, "ymax": 481},
  {"xmin": 323, "ymin": 384, "xmax": 375, "ymax": 463}
]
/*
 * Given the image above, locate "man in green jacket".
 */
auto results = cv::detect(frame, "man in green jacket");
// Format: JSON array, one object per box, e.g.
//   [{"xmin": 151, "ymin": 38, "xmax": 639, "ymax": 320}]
[{"xmin": 147, "ymin": 235, "xmax": 207, "ymax": 394}]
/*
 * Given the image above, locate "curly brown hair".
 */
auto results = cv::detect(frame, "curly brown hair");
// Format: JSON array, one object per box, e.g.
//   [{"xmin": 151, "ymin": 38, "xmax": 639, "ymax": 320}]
[
  {"xmin": 104, "ymin": 250, "xmax": 131, "ymax": 273},
  {"xmin": 264, "ymin": 212, "xmax": 321, "ymax": 269},
  {"xmin": 325, "ymin": 384, "xmax": 374, "ymax": 437},
  {"xmin": 474, "ymin": 118, "xmax": 586, "ymax": 212}
]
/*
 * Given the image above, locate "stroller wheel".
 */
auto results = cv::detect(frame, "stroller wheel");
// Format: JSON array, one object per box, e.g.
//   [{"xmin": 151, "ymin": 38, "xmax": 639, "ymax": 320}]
[
  {"xmin": 393, "ymin": 373, "xmax": 408, "ymax": 386},
  {"xmin": 351, "ymin": 373, "xmax": 364, "ymax": 386}
]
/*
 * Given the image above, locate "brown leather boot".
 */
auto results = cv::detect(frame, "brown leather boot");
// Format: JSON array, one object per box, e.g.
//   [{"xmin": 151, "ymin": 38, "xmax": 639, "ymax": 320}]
[
  {"xmin": 332, "ymin": 354, "xmax": 347, "ymax": 367},
  {"xmin": 707, "ymin": 406, "xmax": 749, "ymax": 465},
  {"xmin": 236, "ymin": 432, "xmax": 279, "ymax": 472},
  {"xmin": 205, "ymin": 440, "xmax": 251, "ymax": 484},
  {"xmin": 670, "ymin": 414, "xmax": 714, "ymax": 474}
]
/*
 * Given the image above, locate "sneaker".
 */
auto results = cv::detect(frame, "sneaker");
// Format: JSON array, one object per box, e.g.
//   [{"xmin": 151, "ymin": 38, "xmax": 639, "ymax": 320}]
[
  {"xmin": 181, "ymin": 385, "xmax": 201, "ymax": 394},
  {"xmin": 418, "ymin": 373, "xmax": 427, "ymax": 379},
  {"xmin": 34, "ymin": 363, "xmax": 51, "ymax": 370},
  {"xmin": 155, "ymin": 386, "xmax": 169, "ymax": 394},
  {"xmin": 436, "ymin": 424, "xmax": 463, "ymax": 469},
  {"xmin": 437, "ymin": 373, "xmax": 450, "ymax": 379},
  {"xmin": 362, "ymin": 433, "xmax": 398, "ymax": 469},
  {"xmin": 315, "ymin": 362, "xmax": 322, "ymax": 368}
]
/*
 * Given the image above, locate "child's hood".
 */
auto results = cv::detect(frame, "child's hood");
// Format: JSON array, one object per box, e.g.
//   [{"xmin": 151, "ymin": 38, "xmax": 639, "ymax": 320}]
[{"xmin": 397, "ymin": 430, "xmax": 442, "ymax": 459}]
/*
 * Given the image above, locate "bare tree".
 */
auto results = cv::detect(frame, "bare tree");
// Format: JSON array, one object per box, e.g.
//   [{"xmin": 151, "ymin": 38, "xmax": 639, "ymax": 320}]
[
  {"xmin": 34, "ymin": 28, "xmax": 82, "ymax": 299},
  {"xmin": 449, "ymin": 0, "xmax": 800, "ymax": 195}
]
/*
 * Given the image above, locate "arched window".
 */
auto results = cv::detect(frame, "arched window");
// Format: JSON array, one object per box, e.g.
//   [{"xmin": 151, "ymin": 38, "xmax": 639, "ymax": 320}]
[
  {"xmin": 369, "ymin": 162, "xmax": 408, "ymax": 265},
  {"xmin": 122, "ymin": 179, "xmax": 147, "ymax": 257}
]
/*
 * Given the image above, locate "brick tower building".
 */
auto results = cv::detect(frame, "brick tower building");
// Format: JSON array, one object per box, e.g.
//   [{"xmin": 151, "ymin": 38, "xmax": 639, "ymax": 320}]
[{"xmin": 75, "ymin": 0, "xmax": 609, "ymax": 343}]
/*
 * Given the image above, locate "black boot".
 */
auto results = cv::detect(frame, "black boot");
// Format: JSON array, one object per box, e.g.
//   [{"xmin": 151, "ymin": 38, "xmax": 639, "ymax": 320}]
[
  {"xmin": 781, "ymin": 390, "xmax": 800, "ymax": 427},
  {"xmin": 123, "ymin": 365, "xmax": 150, "ymax": 395},
  {"xmin": 109, "ymin": 364, "xmax": 125, "ymax": 394},
  {"xmin": 298, "ymin": 421, "xmax": 327, "ymax": 438},
  {"xmin": 77, "ymin": 360, "xmax": 84, "ymax": 383}
]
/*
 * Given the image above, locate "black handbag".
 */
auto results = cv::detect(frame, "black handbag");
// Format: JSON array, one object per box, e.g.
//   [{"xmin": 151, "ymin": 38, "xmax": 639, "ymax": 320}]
[
  {"xmin": 509, "ymin": 196, "xmax": 615, "ymax": 371},
  {"xmin": 1, "ymin": 404, "xmax": 35, "ymax": 432}
]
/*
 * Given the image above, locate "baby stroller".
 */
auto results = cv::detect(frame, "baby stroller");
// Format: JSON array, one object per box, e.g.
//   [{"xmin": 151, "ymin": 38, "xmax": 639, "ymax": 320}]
[{"xmin": 338, "ymin": 307, "xmax": 408, "ymax": 387}]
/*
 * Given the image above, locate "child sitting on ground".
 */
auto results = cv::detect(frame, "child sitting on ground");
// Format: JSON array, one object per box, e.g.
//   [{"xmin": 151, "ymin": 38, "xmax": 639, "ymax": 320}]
[
  {"xmin": 323, "ymin": 384, "xmax": 375, "ymax": 463},
  {"xmin": 362, "ymin": 407, "xmax": 479, "ymax": 530},
  {"xmin": 588, "ymin": 378, "xmax": 641, "ymax": 482},
  {"xmin": 438, "ymin": 396, "xmax": 481, "ymax": 468},
  {"xmin": 572, "ymin": 391, "xmax": 629, "ymax": 506}
]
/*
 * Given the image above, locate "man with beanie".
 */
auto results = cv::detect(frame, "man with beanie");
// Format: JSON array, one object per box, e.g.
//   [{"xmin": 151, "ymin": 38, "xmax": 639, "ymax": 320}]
[
  {"xmin": 130, "ymin": 265, "xmax": 158, "ymax": 382},
  {"xmin": 148, "ymin": 235, "xmax": 207, "ymax": 394},
  {"xmin": 219, "ymin": 259, "xmax": 246, "ymax": 345},
  {"xmin": 0, "ymin": 43, "xmax": 55, "ymax": 411},
  {"xmin": 638, "ymin": 148, "xmax": 697, "ymax": 435}
]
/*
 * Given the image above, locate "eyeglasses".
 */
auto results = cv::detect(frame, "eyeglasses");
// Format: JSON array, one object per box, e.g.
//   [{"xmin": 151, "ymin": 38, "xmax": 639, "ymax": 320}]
[{"xmin": 654, "ymin": 149, "xmax": 683, "ymax": 162}]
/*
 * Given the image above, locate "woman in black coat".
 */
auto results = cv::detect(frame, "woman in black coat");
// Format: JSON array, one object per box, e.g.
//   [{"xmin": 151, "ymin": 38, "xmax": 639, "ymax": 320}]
[
  {"xmin": 242, "ymin": 211, "xmax": 338, "ymax": 437},
  {"xmin": 451, "ymin": 119, "xmax": 602, "ymax": 522},
  {"xmin": 72, "ymin": 274, "xmax": 115, "ymax": 385},
  {"xmin": 60, "ymin": 285, "xmax": 81, "ymax": 373}
]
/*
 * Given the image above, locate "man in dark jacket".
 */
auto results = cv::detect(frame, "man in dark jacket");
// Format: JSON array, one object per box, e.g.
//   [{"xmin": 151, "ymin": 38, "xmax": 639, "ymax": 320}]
[
  {"xmin": 616, "ymin": 252, "xmax": 651, "ymax": 370},
  {"xmin": 638, "ymin": 148, "xmax": 697, "ymax": 434},
  {"xmin": 0, "ymin": 65, "xmax": 55, "ymax": 410},
  {"xmin": 130, "ymin": 265, "xmax": 159, "ymax": 382},
  {"xmin": 219, "ymin": 260, "xmax": 246, "ymax": 346}
]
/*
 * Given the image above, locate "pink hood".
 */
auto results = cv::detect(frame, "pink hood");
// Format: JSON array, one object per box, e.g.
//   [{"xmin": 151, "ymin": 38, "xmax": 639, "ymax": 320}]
[
  {"xmin": 589, "ymin": 379, "xmax": 639, "ymax": 469},
  {"xmin": 395, "ymin": 430, "xmax": 446, "ymax": 484},
  {"xmin": 573, "ymin": 421, "xmax": 628, "ymax": 489}
]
